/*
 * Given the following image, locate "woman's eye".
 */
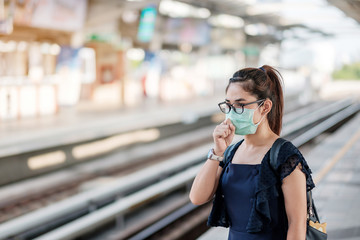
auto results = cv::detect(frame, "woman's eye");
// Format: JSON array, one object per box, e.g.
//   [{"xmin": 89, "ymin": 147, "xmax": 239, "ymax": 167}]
[{"xmin": 233, "ymin": 103, "xmax": 243, "ymax": 108}]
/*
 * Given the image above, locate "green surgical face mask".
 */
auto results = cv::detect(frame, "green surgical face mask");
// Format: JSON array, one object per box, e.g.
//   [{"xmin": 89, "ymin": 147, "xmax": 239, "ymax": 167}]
[{"xmin": 226, "ymin": 105, "xmax": 264, "ymax": 135}]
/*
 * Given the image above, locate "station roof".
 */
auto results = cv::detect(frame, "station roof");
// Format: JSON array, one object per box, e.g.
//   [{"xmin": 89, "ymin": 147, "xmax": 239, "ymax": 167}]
[
  {"xmin": 177, "ymin": 0, "xmax": 360, "ymax": 40},
  {"xmin": 328, "ymin": 0, "xmax": 360, "ymax": 23},
  {"xmin": 175, "ymin": 0, "xmax": 335, "ymax": 43},
  {"xmin": 87, "ymin": 0, "xmax": 360, "ymax": 43}
]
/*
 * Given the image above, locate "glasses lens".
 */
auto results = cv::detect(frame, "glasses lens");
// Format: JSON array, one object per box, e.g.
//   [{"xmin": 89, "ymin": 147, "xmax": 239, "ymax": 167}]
[
  {"xmin": 219, "ymin": 103, "xmax": 230, "ymax": 113},
  {"xmin": 232, "ymin": 103, "xmax": 244, "ymax": 114}
]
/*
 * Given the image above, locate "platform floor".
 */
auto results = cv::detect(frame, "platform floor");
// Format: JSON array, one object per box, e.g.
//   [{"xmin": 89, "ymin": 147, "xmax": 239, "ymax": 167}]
[
  {"xmin": 198, "ymin": 112, "xmax": 360, "ymax": 240},
  {"xmin": 0, "ymin": 96, "xmax": 222, "ymax": 158}
]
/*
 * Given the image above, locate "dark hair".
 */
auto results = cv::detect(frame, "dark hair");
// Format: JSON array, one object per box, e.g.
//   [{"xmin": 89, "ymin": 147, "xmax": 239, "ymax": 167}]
[{"xmin": 226, "ymin": 65, "xmax": 284, "ymax": 135}]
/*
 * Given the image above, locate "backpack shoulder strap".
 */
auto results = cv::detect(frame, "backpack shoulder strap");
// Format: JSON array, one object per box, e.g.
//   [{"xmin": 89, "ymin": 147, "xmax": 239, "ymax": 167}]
[
  {"xmin": 269, "ymin": 138, "xmax": 288, "ymax": 172},
  {"xmin": 270, "ymin": 138, "xmax": 322, "ymax": 224},
  {"xmin": 223, "ymin": 140, "xmax": 243, "ymax": 166}
]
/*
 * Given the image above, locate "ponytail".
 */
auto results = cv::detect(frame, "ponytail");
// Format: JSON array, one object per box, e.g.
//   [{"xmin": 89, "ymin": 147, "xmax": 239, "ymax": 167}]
[
  {"xmin": 260, "ymin": 65, "xmax": 284, "ymax": 135},
  {"xmin": 226, "ymin": 65, "xmax": 284, "ymax": 135}
]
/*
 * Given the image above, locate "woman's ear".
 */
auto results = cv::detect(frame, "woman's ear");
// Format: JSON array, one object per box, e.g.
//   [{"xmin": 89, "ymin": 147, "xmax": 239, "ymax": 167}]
[{"xmin": 262, "ymin": 99, "xmax": 272, "ymax": 115}]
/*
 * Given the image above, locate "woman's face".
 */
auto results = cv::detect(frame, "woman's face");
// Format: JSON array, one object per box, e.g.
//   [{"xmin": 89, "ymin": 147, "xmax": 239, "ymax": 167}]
[{"xmin": 226, "ymin": 82, "xmax": 263, "ymax": 124}]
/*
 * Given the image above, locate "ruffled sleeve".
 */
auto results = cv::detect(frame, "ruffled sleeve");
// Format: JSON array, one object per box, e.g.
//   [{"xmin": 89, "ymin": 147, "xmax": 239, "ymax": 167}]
[
  {"xmin": 276, "ymin": 142, "xmax": 315, "ymax": 191},
  {"xmin": 280, "ymin": 154, "xmax": 315, "ymax": 191}
]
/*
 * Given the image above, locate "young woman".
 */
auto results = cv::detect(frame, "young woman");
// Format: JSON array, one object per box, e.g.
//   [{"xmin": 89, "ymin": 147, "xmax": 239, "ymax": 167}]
[{"xmin": 189, "ymin": 65, "xmax": 315, "ymax": 240}]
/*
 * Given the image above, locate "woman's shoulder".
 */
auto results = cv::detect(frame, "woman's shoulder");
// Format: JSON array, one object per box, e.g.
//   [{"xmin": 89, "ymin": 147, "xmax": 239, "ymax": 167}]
[
  {"xmin": 276, "ymin": 139, "xmax": 315, "ymax": 189},
  {"xmin": 279, "ymin": 138, "xmax": 301, "ymax": 153},
  {"xmin": 276, "ymin": 139, "xmax": 305, "ymax": 164}
]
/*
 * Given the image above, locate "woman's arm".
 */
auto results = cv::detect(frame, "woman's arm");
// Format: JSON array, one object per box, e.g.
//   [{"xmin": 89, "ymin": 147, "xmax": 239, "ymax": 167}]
[
  {"xmin": 189, "ymin": 161, "xmax": 223, "ymax": 205},
  {"xmin": 189, "ymin": 119, "xmax": 235, "ymax": 205},
  {"xmin": 282, "ymin": 164, "xmax": 307, "ymax": 240}
]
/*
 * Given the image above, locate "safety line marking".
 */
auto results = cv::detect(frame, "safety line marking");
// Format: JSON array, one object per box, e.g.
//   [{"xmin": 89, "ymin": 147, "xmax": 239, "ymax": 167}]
[{"xmin": 314, "ymin": 128, "xmax": 360, "ymax": 184}]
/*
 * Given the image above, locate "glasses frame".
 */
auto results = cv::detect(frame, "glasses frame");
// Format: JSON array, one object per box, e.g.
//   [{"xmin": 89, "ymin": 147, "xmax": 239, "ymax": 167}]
[{"xmin": 218, "ymin": 99, "xmax": 265, "ymax": 114}]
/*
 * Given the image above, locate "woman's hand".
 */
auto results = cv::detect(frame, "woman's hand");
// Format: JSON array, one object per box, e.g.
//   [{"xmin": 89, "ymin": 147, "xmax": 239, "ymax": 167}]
[{"xmin": 213, "ymin": 118, "xmax": 235, "ymax": 156}]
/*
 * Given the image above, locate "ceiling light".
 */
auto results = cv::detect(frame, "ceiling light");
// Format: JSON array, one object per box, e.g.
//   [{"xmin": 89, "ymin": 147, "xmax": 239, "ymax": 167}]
[
  {"xmin": 198, "ymin": 8, "xmax": 211, "ymax": 19},
  {"xmin": 126, "ymin": 48, "xmax": 145, "ymax": 61},
  {"xmin": 246, "ymin": 2, "xmax": 319, "ymax": 16},
  {"xmin": 159, "ymin": 0, "xmax": 210, "ymax": 19},
  {"xmin": 245, "ymin": 23, "xmax": 269, "ymax": 36},
  {"xmin": 179, "ymin": 43, "xmax": 192, "ymax": 53},
  {"xmin": 208, "ymin": 14, "xmax": 244, "ymax": 29},
  {"xmin": 122, "ymin": 10, "xmax": 139, "ymax": 23}
]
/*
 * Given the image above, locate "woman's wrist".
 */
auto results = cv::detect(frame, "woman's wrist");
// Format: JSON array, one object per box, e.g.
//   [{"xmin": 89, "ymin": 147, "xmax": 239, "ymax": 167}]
[{"xmin": 213, "ymin": 148, "xmax": 225, "ymax": 157}]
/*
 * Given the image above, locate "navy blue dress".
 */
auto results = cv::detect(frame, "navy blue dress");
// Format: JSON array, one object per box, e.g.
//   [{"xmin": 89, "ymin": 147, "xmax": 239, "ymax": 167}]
[
  {"xmin": 207, "ymin": 139, "xmax": 315, "ymax": 236},
  {"xmin": 221, "ymin": 158, "xmax": 288, "ymax": 239}
]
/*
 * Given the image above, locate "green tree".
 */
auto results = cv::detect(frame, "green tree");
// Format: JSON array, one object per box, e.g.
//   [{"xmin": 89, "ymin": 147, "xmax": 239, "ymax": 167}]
[{"xmin": 333, "ymin": 62, "xmax": 360, "ymax": 80}]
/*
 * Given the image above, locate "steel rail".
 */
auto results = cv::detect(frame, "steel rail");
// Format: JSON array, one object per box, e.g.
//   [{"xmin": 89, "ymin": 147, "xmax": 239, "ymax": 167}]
[
  {"xmin": 283, "ymin": 101, "xmax": 327, "ymax": 124},
  {"xmin": 291, "ymin": 103, "xmax": 360, "ymax": 147},
  {"xmin": 0, "ymin": 146, "xmax": 210, "ymax": 239},
  {"xmin": 33, "ymin": 165, "xmax": 202, "ymax": 240},
  {"xmin": 282, "ymin": 98, "xmax": 353, "ymax": 136},
  {"xmin": 0, "ymin": 109, "xmax": 218, "ymax": 186},
  {"xmin": 0, "ymin": 124, "xmax": 214, "ymax": 210},
  {"xmin": 128, "ymin": 202, "xmax": 199, "ymax": 240}
]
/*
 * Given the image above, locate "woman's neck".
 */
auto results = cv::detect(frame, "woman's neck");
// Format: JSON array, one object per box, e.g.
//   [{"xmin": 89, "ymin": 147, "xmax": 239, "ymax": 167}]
[{"xmin": 244, "ymin": 121, "xmax": 278, "ymax": 147}]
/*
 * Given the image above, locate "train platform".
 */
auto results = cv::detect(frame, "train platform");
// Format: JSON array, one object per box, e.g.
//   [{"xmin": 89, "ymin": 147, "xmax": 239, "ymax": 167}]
[
  {"xmin": 198, "ymin": 112, "xmax": 360, "ymax": 240},
  {"xmin": 0, "ymin": 92, "xmax": 302, "ymax": 158},
  {"xmin": 0, "ymin": 96, "xmax": 222, "ymax": 158}
]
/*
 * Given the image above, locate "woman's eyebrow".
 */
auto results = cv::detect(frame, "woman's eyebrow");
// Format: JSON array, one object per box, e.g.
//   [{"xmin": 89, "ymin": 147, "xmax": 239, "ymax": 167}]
[{"xmin": 225, "ymin": 98, "xmax": 246, "ymax": 102}]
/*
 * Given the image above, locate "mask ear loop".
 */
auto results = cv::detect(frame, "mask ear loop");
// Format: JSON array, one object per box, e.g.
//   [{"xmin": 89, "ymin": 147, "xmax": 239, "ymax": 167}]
[{"xmin": 253, "ymin": 100, "xmax": 267, "ymax": 125}]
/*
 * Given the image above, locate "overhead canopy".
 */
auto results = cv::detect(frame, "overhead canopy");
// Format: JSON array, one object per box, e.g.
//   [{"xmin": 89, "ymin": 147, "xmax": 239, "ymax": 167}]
[
  {"xmin": 328, "ymin": 0, "xmax": 360, "ymax": 23},
  {"xmin": 86, "ymin": 0, "xmax": 360, "ymax": 44}
]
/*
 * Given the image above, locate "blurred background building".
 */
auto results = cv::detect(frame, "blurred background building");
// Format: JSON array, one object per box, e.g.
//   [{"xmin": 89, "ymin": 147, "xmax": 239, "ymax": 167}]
[{"xmin": 0, "ymin": 0, "xmax": 359, "ymax": 121}]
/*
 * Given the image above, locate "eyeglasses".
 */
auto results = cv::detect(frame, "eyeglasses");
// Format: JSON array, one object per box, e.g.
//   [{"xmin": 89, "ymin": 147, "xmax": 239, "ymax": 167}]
[{"xmin": 218, "ymin": 99, "xmax": 265, "ymax": 114}]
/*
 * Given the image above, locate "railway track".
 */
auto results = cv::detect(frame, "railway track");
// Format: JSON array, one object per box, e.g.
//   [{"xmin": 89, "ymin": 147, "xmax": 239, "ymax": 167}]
[
  {"xmin": 0, "ymin": 98, "xmax": 358, "ymax": 240},
  {"xmin": 0, "ymin": 97, "xmax": 312, "ymax": 224},
  {"xmin": 0, "ymin": 126, "xmax": 214, "ymax": 224},
  {"xmin": 0, "ymin": 110, "xmax": 218, "ymax": 187}
]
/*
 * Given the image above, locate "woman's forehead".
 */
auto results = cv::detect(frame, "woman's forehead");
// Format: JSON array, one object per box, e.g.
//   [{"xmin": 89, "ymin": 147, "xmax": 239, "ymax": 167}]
[{"xmin": 226, "ymin": 83, "xmax": 255, "ymax": 100}]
